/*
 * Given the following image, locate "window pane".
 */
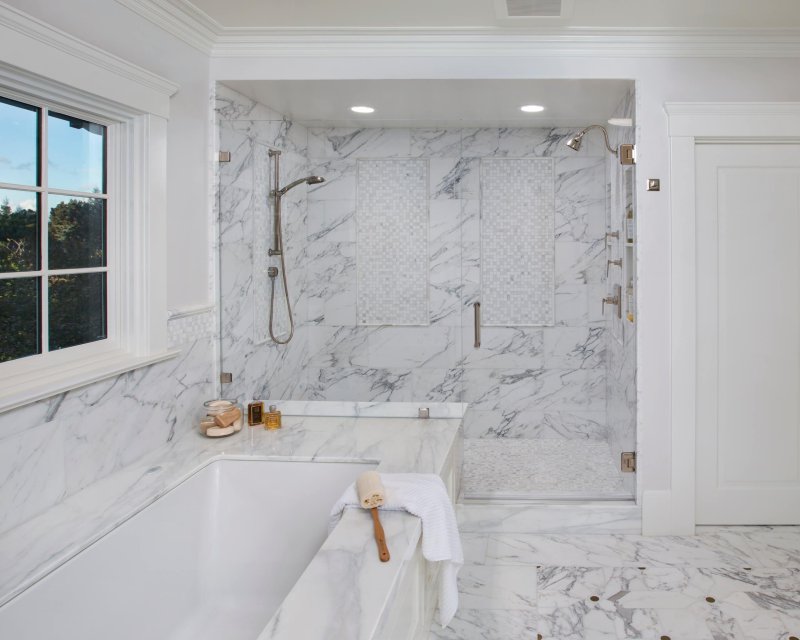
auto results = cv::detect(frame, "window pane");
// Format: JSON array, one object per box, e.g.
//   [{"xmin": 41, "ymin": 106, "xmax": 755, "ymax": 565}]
[
  {"xmin": 47, "ymin": 111, "xmax": 105, "ymax": 194},
  {"xmin": 48, "ymin": 195, "xmax": 105, "ymax": 269},
  {"xmin": 48, "ymin": 272, "xmax": 106, "ymax": 351},
  {"xmin": 0, "ymin": 96, "xmax": 39, "ymax": 187},
  {"xmin": 0, "ymin": 277, "xmax": 41, "ymax": 362},
  {"xmin": 0, "ymin": 189, "xmax": 39, "ymax": 272}
]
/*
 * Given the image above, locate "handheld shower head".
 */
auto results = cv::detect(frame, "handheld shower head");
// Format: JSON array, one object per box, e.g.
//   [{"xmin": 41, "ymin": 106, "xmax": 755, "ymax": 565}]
[{"xmin": 275, "ymin": 175, "xmax": 326, "ymax": 196}]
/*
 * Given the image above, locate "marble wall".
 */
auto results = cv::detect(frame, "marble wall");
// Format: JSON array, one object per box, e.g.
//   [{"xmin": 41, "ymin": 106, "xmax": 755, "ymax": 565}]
[
  {"xmin": 0, "ymin": 311, "xmax": 216, "ymax": 536},
  {"xmin": 216, "ymin": 83, "xmax": 612, "ymax": 445},
  {"xmin": 605, "ymin": 87, "xmax": 638, "ymax": 493},
  {"xmin": 216, "ymin": 84, "xmax": 310, "ymax": 401}
]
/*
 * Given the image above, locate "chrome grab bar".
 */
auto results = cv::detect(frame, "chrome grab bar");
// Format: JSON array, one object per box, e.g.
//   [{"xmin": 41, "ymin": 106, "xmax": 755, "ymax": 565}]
[{"xmin": 473, "ymin": 302, "xmax": 481, "ymax": 348}]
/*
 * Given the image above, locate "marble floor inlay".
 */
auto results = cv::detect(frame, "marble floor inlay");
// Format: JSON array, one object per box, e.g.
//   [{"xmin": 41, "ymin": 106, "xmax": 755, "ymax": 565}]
[
  {"xmin": 462, "ymin": 438, "xmax": 627, "ymax": 499},
  {"xmin": 428, "ymin": 526, "xmax": 800, "ymax": 640}
]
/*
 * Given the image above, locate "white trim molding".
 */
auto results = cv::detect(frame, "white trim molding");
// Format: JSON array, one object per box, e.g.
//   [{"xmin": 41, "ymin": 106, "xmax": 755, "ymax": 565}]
[
  {"xmin": 0, "ymin": 7, "xmax": 180, "ymax": 412},
  {"xmin": 114, "ymin": 0, "xmax": 800, "ymax": 59},
  {"xmin": 115, "ymin": 0, "xmax": 218, "ymax": 54},
  {"xmin": 645, "ymin": 102, "xmax": 800, "ymax": 535},
  {"xmin": 0, "ymin": 1, "xmax": 178, "ymax": 117}
]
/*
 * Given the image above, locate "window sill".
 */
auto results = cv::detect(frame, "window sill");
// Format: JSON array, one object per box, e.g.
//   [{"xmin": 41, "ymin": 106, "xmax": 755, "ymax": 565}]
[{"xmin": 0, "ymin": 349, "xmax": 180, "ymax": 414}]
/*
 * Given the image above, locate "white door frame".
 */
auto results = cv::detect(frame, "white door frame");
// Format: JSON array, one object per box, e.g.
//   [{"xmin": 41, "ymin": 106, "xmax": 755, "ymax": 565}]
[{"xmin": 651, "ymin": 102, "xmax": 800, "ymax": 535}]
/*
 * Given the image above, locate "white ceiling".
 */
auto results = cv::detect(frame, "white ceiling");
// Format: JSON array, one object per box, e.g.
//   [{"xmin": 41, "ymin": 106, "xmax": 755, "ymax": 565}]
[
  {"xmin": 190, "ymin": 0, "xmax": 800, "ymax": 29},
  {"xmin": 222, "ymin": 79, "xmax": 633, "ymax": 129}
]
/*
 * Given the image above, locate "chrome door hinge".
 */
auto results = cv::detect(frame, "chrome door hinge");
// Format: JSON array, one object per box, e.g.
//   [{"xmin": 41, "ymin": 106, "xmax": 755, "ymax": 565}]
[
  {"xmin": 621, "ymin": 452, "xmax": 636, "ymax": 472},
  {"xmin": 220, "ymin": 372, "xmax": 232, "ymax": 384},
  {"xmin": 218, "ymin": 151, "xmax": 231, "ymax": 163}
]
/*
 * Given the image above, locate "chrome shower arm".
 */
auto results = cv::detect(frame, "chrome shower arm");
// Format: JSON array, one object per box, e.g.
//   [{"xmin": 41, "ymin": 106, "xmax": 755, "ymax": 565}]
[{"xmin": 579, "ymin": 124, "xmax": 618, "ymax": 156}]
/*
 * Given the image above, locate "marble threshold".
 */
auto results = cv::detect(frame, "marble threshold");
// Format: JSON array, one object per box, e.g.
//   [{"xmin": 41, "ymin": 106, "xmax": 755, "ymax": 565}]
[{"xmin": 0, "ymin": 402, "xmax": 463, "ymax": 640}]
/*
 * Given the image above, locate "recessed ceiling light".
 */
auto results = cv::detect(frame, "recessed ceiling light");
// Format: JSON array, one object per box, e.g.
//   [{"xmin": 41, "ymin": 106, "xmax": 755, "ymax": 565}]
[
  {"xmin": 350, "ymin": 105, "xmax": 375, "ymax": 114},
  {"xmin": 608, "ymin": 117, "xmax": 633, "ymax": 127},
  {"xmin": 520, "ymin": 104, "xmax": 545, "ymax": 113}
]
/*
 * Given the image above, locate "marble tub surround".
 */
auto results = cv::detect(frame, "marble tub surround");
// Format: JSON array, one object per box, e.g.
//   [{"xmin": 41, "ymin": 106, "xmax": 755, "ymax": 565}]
[
  {"xmin": 428, "ymin": 526, "xmax": 800, "ymax": 640},
  {"xmin": 0, "ymin": 403, "xmax": 463, "ymax": 640},
  {"xmin": 0, "ymin": 318, "xmax": 215, "ymax": 538}
]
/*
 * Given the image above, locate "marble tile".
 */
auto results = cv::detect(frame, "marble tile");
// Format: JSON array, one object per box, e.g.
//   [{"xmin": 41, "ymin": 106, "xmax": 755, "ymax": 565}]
[
  {"xmin": 307, "ymin": 200, "xmax": 356, "ymax": 243},
  {"xmin": 366, "ymin": 326, "xmax": 460, "ymax": 369},
  {"xmin": 428, "ymin": 607, "xmax": 537, "ymax": 640},
  {"xmin": 543, "ymin": 326, "xmax": 606, "ymax": 370},
  {"xmin": 462, "ymin": 408, "xmax": 608, "ymax": 440},
  {"xmin": 458, "ymin": 564, "xmax": 538, "ymax": 610},
  {"xmin": 555, "ymin": 239, "xmax": 606, "ymax": 286},
  {"xmin": 308, "ymin": 127, "xmax": 411, "ymax": 159},
  {"xmin": 0, "ymin": 422, "xmax": 65, "ymax": 535},
  {"xmin": 430, "ymin": 158, "xmax": 479, "ymax": 200},
  {"xmin": 457, "ymin": 504, "xmax": 642, "ymax": 535},
  {"xmin": 410, "ymin": 129, "xmax": 462, "ymax": 157},
  {"xmin": 555, "ymin": 156, "xmax": 607, "ymax": 243}
]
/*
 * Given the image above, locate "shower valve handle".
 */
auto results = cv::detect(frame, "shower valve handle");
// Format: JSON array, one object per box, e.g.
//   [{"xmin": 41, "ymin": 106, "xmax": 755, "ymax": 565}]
[{"xmin": 602, "ymin": 285, "xmax": 622, "ymax": 319}]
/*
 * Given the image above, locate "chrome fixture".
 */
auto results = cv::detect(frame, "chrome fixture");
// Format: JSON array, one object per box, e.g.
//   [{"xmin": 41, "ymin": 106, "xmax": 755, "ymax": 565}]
[
  {"xmin": 473, "ymin": 302, "xmax": 481, "ymax": 348},
  {"xmin": 267, "ymin": 149, "xmax": 325, "ymax": 344},
  {"xmin": 602, "ymin": 284, "xmax": 622, "ymax": 320},
  {"xmin": 566, "ymin": 125, "xmax": 636, "ymax": 165}
]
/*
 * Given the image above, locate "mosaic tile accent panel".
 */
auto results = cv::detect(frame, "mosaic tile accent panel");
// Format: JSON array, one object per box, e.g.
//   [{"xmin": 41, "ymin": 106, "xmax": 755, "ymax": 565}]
[
  {"xmin": 356, "ymin": 159, "xmax": 429, "ymax": 325},
  {"xmin": 480, "ymin": 158, "xmax": 555, "ymax": 326},
  {"xmin": 167, "ymin": 307, "xmax": 216, "ymax": 348}
]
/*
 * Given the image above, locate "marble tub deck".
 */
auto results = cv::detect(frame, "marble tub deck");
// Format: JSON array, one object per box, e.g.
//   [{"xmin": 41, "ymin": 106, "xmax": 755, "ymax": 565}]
[
  {"xmin": 0, "ymin": 405, "xmax": 463, "ymax": 640},
  {"xmin": 428, "ymin": 526, "xmax": 800, "ymax": 640}
]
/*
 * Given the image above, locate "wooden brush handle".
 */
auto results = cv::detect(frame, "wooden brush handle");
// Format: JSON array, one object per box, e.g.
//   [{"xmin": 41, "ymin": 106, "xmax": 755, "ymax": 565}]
[{"xmin": 370, "ymin": 507, "xmax": 390, "ymax": 562}]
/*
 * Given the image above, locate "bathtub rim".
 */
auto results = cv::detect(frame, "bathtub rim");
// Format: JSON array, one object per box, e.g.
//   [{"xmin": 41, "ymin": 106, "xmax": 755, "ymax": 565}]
[{"xmin": 0, "ymin": 453, "xmax": 382, "ymax": 609}]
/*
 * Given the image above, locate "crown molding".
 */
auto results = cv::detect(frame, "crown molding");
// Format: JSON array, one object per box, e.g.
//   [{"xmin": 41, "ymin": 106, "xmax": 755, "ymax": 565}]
[
  {"xmin": 115, "ymin": 0, "xmax": 219, "ymax": 54},
  {"xmin": 0, "ymin": 2, "xmax": 178, "ymax": 117},
  {"xmin": 212, "ymin": 28, "xmax": 800, "ymax": 58},
  {"xmin": 113, "ymin": 0, "xmax": 800, "ymax": 59}
]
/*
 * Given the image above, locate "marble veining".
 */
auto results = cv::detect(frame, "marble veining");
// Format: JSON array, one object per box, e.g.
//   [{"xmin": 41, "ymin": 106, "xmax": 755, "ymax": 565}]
[
  {"xmin": 428, "ymin": 526, "xmax": 800, "ymax": 640},
  {"xmin": 215, "ymin": 85, "xmax": 625, "ymax": 497},
  {"xmin": 0, "ymin": 406, "xmax": 463, "ymax": 640}
]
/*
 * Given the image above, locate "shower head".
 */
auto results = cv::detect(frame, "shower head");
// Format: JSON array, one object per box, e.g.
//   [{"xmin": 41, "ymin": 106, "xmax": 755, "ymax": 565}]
[
  {"xmin": 565, "ymin": 124, "xmax": 616, "ymax": 156},
  {"xmin": 276, "ymin": 175, "xmax": 326, "ymax": 196},
  {"xmin": 565, "ymin": 133, "xmax": 584, "ymax": 152}
]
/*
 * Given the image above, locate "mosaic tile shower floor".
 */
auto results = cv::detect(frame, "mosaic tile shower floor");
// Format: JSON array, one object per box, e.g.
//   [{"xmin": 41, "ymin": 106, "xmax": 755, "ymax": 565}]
[
  {"xmin": 462, "ymin": 439, "xmax": 628, "ymax": 500},
  {"xmin": 428, "ymin": 527, "xmax": 800, "ymax": 640}
]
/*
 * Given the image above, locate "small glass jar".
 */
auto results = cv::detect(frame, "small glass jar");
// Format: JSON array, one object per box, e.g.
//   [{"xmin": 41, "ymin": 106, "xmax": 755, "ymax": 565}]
[{"xmin": 200, "ymin": 399, "xmax": 243, "ymax": 437}]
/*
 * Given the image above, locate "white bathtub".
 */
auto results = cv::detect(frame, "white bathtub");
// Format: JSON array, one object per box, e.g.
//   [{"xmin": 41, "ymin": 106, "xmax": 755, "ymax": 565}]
[{"xmin": 0, "ymin": 458, "xmax": 374, "ymax": 640}]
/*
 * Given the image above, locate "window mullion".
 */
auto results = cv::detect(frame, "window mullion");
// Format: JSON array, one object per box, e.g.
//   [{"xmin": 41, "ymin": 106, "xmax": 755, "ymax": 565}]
[{"xmin": 40, "ymin": 107, "xmax": 49, "ymax": 355}]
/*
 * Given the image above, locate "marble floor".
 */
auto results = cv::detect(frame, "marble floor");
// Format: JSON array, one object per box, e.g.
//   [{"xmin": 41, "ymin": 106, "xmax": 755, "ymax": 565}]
[
  {"xmin": 428, "ymin": 526, "xmax": 800, "ymax": 640},
  {"xmin": 462, "ymin": 439, "xmax": 629, "ymax": 500}
]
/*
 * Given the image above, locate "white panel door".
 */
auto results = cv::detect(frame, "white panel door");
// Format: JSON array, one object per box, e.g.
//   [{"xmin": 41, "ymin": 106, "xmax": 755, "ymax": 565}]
[{"xmin": 696, "ymin": 143, "xmax": 800, "ymax": 524}]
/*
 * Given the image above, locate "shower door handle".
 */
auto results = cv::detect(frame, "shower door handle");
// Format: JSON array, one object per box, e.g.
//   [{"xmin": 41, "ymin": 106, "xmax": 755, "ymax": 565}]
[{"xmin": 473, "ymin": 302, "xmax": 481, "ymax": 348}]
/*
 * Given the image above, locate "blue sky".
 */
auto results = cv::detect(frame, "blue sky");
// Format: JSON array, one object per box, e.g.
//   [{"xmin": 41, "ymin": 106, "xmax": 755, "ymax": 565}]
[{"xmin": 0, "ymin": 97, "xmax": 104, "ymax": 202}]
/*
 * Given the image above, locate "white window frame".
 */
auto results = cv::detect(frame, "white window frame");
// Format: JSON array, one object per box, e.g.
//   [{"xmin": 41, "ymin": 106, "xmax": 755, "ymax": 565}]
[
  {"xmin": 0, "ymin": 91, "xmax": 115, "ymax": 363},
  {"xmin": 0, "ymin": 6, "xmax": 180, "ymax": 412}
]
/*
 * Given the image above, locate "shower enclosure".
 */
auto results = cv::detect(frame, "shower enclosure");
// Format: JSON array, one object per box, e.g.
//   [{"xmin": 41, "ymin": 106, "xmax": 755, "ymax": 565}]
[{"xmin": 215, "ymin": 79, "xmax": 637, "ymax": 502}]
